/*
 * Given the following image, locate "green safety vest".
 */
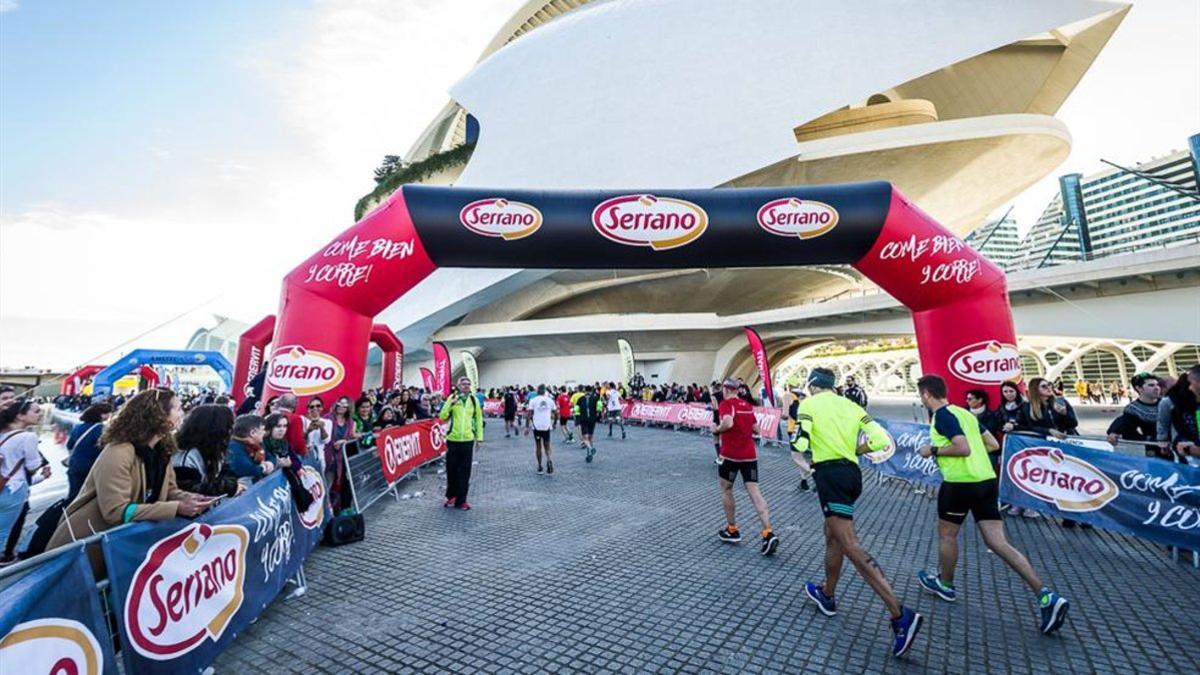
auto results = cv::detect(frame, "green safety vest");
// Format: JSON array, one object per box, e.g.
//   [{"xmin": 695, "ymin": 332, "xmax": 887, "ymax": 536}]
[{"xmin": 929, "ymin": 405, "xmax": 996, "ymax": 483}]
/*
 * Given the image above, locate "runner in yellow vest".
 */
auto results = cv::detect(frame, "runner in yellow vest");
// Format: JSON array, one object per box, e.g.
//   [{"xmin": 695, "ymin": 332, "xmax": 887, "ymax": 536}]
[{"xmin": 915, "ymin": 375, "xmax": 1069, "ymax": 635}]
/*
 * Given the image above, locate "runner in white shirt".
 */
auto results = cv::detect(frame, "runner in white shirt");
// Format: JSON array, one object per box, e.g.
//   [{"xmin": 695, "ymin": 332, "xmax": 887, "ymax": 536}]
[
  {"xmin": 605, "ymin": 383, "xmax": 626, "ymax": 440},
  {"xmin": 529, "ymin": 385, "xmax": 557, "ymax": 475}
]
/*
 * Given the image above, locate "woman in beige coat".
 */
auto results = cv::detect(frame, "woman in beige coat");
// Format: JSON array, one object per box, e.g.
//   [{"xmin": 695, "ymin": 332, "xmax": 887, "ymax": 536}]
[{"xmin": 48, "ymin": 388, "xmax": 215, "ymax": 572}]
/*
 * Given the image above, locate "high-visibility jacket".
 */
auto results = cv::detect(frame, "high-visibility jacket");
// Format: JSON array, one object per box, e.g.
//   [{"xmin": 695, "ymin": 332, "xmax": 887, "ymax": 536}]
[{"xmin": 439, "ymin": 393, "xmax": 483, "ymax": 442}]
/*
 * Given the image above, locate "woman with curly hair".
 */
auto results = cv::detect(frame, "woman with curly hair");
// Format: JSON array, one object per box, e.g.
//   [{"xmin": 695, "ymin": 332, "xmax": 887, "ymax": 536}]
[
  {"xmin": 261, "ymin": 413, "xmax": 296, "ymax": 469},
  {"xmin": 48, "ymin": 388, "xmax": 215, "ymax": 568},
  {"xmin": 172, "ymin": 404, "xmax": 242, "ymax": 498}
]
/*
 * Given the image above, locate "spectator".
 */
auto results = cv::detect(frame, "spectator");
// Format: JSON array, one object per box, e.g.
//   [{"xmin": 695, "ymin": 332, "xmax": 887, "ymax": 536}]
[
  {"xmin": 1073, "ymin": 378, "xmax": 1089, "ymax": 404},
  {"xmin": 275, "ymin": 394, "xmax": 309, "ymax": 458},
  {"xmin": 227, "ymin": 414, "xmax": 275, "ymax": 482},
  {"xmin": 1109, "ymin": 381, "xmax": 1122, "ymax": 405},
  {"xmin": 843, "ymin": 376, "xmax": 869, "ymax": 408},
  {"xmin": 303, "ymin": 397, "xmax": 332, "ymax": 466},
  {"xmin": 1105, "ymin": 373, "xmax": 1165, "ymax": 458},
  {"xmin": 965, "ymin": 389, "xmax": 1003, "ymax": 470},
  {"xmin": 173, "ymin": 404, "xmax": 242, "ymax": 497},
  {"xmin": 0, "ymin": 399, "xmax": 52, "ymax": 566},
  {"xmin": 375, "ymin": 406, "xmax": 400, "ymax": 432},
  {"xmin": 1166, "ymin": 366, "xmax": 1200, "ymax": 462},
  {"xmin": 326, "ymin": 396, "xmax": 357, "ymax": 513},
  {"xmin": 48, "ymin": 389, "xmax": 214, "ymax": 570},
  {"xmin": 262, "ymin": 413, "xmax": 296, "ymax": 470},
  {"xmin": 1156, "ymin": 375, "xmax": 1179, "ymax": 455},
  {"xmin": 65, "ymin": 403, "xmax": 113, "ymax": 502},
  {"xmin": 0, "ymin": 386, "xmax": 16, "ymax": 410},
  {"xmin": 439, "ymin": 376, "xmax": 484, "ymax": 510},
  {"xmin": 994, "ymin": 381, "xmax": 1035, "ymax": 518},
  {"xmin": 352, "ymin": 397, "xmax": 376, "ymax": 451},
  {"xmin": 1017, "ymin": 378, "xmax": 1078, "ymax": 440}
]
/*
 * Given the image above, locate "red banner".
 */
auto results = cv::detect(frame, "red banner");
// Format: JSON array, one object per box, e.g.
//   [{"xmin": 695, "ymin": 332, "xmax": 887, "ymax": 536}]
[
  {"xmin": 483, "ymin": 398, "xmax": 503, "ymax": 416},
  {"xmin": 419, "ymin": 367, "xmax": 435, "ymax": 392},
  {"xmin": 744, "ymin": 326, "xmax": 776, "ymax": 407},
  {"xmin": 374, "ymin": 419, "xmax": 448, "ymax": 484},
  {"xmin": 621, "ymin": 401, "xmax": 782, "ymax": 438}
]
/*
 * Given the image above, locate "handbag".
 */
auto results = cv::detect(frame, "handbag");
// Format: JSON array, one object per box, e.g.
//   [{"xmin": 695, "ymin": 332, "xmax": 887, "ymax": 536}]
[{"xmin": 322, "ymin": 512, "xmax": 365, "ymax": 546}]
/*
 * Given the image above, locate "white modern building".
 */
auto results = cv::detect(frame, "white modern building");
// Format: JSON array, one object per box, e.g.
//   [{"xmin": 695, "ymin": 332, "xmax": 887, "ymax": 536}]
[
  {"xmin": 1014, "ymin": 140, "xmax": 1200, "ymax": 269},
  {"xmin": 357, "ymin": 0, "xmax": 1136, "ymax": 388},
  {"xmin": 964, "ymin": 215, "xmax": 1023, "ymax": 271}
]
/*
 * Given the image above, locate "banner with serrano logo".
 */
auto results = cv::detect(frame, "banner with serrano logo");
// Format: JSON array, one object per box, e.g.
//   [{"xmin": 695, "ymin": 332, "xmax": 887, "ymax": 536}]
[
  {"xmin": 0, "ymin": 545, "xmax": 117, "ymax": 675},
  {"xmin": 103, "ymin": 459, "xmax": 329, "ymax": 674},
  {"xmin": 1001, "ymin": 434, "xmax": 1200, "ymax": 550},
  {"xmin": 375, "ymin": 419, "xmax": 449, "ymax": 484}
]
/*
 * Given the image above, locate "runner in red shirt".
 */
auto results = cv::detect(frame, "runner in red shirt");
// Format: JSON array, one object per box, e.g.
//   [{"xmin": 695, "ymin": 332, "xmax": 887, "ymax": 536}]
[
  {"xmin": 555, "ymin": 387, "xmax": 575, "ymax": 444},
  {"xmin": 713, "ymin": 379, "xmax": 779, "ymax": 555}
]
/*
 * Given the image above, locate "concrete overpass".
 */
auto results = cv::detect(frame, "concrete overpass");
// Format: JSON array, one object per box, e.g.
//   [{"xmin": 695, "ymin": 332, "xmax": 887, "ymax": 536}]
[{"xmin": 421, "ymin": 243, "xmax": 1199, "ymax": 386}]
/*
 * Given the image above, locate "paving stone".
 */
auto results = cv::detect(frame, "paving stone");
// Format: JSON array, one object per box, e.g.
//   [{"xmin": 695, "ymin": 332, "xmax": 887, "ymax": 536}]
[{"xmin": 215, "ymin": 426, "xmax": 1200, "ymax": 674}]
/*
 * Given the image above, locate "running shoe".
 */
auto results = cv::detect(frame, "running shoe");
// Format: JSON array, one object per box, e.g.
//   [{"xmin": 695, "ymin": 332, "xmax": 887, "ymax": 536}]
[
  {"xmin": 621, "ymin": 431, "xmax": 626, "ymax": 439},
  {"xmin": 1038, "ymin": 589, "xmax": 1069, "ymax": 635},
  {"xmin": 586, "ymin": 447, "xmax": 595, "ymax": 463},
  {"xmin": 890, "ymin": 606, "xmax": 924, "ymax": 657},
  {"xmin": 714, "ymin": 457, "xmax": 723, "ymax": 465},
  {"xmin": 917, "ymin": 570, "xmax": 956, "ymax": 602},
  {"xmin": 804, "ymin": 582, "xmax": 837, "ymax": 616},
  {"xmin": 547, "ymin": 460, "xmax": 554, "ymax": 475},
  {"xmin": 760, "ymin": 531, "xmax": 779, "ymax": 556},
  {"xmin": 537, "ymin": 466, "xmax": 544, "ymax": 474},
  {"xmin": 443, "ymin": 497, "xmax": 455, "ymax": 508},
  {"xmin": 718, "ymin": 526, "xmax": 742, "ymax": 543},
  {"xmin": 798, "ymin": 479, "xmax": 810, "ymax": 492},
  {"xmin": 456, "ymin": 502, "xmax": 472, "ymax": 511}
]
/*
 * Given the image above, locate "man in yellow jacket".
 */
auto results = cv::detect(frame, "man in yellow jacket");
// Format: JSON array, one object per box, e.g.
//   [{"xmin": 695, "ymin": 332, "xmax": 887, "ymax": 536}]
[{"xmin": 439, "ymin": 376, "xmax": 484, "ymax": 510}]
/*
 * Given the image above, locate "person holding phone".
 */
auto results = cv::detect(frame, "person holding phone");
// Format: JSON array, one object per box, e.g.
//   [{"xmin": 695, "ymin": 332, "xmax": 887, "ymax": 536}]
[
  {"xmin": 439, "ymin": 377, "xmax": 484, "ymax": 510},
  {"xmin": 48, "ymin": 389, "xmax": 215, "ymax": 573}
]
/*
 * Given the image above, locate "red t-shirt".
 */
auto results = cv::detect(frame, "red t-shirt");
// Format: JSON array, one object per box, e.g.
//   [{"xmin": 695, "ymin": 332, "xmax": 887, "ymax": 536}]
[
  {"xmin": 718, "ymin": 397, "xmax": 757, "ymax": 461},
  {"xmin": 556, "ymin": 393, "xmax": 572, "ymax": 417},
  {"xmin": 287, "ymin": 411, "xmax": 309, "ymax": 456}
]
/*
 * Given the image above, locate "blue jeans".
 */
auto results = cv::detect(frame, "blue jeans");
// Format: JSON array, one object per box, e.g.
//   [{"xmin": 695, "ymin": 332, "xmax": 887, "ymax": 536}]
[{"xmin": 0, "ymin": 483, "xmax": 29, "ymax": 547}]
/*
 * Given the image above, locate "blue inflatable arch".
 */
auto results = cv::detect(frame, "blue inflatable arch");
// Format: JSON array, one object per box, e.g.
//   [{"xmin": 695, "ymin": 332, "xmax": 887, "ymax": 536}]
[{"xmin": 91, "ymin": 349, "xmax": 235, "ymax": 397}]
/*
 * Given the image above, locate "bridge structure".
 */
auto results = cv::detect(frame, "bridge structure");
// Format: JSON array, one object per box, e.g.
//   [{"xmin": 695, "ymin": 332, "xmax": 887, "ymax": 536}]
[{"xmin": 424, "ymin": 243, "xmax": 1199, "ymax": 389}]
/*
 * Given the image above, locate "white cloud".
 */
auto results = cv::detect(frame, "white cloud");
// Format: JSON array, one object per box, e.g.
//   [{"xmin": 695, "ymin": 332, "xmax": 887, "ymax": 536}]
[{"xmin": 0, "ymin": 0, "xmax": 19, "ymax": 14}]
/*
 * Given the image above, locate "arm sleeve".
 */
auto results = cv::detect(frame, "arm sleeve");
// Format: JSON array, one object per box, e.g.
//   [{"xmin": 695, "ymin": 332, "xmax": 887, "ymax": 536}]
[
  {"xmin": 438, "ymin": 400, "xmax": 452, "ymax": 421},
  {"xmin": 859, "ymin": 414, "xmax": 890, "ymax": 452},
  {"xmin": 473, "ymin": 399, "xmax": 484, "ymax": 439},
  {"xmin": 791, "ymin": 404, "xmax": 813, "ymax": 454},
  {"xmin": 1106, "ymin": 414, "xmax": 1125, "ymax": 437},
  {"xmin": 932, "ymin": 408, "xmax": 964, "ymax": 445}
]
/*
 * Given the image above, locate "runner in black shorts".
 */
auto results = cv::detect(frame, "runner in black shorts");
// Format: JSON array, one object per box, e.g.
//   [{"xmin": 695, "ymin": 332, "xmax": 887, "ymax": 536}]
[
  {"xmin": 713, "ymin": 379, "xmax": 777, "ymax": 555},
  {"xmin": 812, "ymin": 460, "xmax": 861, "ymax": 520},
  {"xmin": 915, "ymin": 375, "xmax": 1069, "ymax": 636}
]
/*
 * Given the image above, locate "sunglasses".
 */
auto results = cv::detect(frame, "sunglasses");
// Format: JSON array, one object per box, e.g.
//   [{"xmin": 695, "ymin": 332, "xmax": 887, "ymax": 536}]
[{"xmin": 308, "ymin": 403, "xmax": 323, "ymax": 409}]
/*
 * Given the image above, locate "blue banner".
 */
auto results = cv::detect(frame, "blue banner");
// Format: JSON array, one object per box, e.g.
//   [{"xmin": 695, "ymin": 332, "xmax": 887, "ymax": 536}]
[
  {"xmin": 104, "ymin": 461, "xmax": 330, "ymax": 674},
  {"xmin": 1001, "ymin": 434, "xmax": 1200, "ymax": 550},
  {"xmin": 862, "ymin": 419, "xmax": 943, "ymax": 487},
  {"xmin": 0, "ymin": 545, "xmax": 119, "ymax": 674}
]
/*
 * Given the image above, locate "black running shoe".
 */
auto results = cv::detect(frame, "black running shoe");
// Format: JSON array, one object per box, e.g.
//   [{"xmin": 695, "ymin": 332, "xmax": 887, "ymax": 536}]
[
  {"xmin": 760, "ymin": 531, "xmax": 780, "ymax": 556},
  {"xmin": 547, "ymin": 460, "xmax": 554, "ymax": 475},
  {"xmin": 718, "ymin": 526, "xmax": 742, "ymax": 543},
  {"xmin": 585, "ymin": 447, "xmax": 595, "ymax": 463}
]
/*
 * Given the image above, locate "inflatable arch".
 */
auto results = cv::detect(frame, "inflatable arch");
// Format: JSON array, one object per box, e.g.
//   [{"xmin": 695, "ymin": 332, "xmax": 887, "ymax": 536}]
[
  {"xmin": 61, "ymin": 364, "xmax": 105, "ymax": 396},
  {"xmin": 264, "ymin": 183, "xmax": 1020, "ymax": 405},
  {"xmin": 232, "ymin": 315, "xmax": 403, "ymax": 405},
  {"xmin": 92, "ymin": 349, "xmax": 235, "ymax": 398}
]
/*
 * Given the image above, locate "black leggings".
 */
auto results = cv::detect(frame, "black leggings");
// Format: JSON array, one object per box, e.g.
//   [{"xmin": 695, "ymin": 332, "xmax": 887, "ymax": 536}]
[{"xmin": 445, "ymin": 440, "xmax": 475, "ymax": 505}]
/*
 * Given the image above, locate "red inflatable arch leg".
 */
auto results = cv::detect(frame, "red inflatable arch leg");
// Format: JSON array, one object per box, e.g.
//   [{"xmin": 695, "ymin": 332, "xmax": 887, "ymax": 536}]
[{"xmin": 233, "ymin": 315, "xmax": 276, "ymax": 405}]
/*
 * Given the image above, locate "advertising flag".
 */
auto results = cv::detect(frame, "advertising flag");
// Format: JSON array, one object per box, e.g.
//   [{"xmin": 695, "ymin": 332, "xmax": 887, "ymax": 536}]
[
  {"xmin": 744, "ymin": 327, "xmax": 776, "ymax": 407},
  {"xmin": 461, "ymin": 351, "xmax": 479, "ymax": 391},
  {"xmin": 432, "ymin": 342, "xmax": 451, "ymax": 397},
  {"xmin": 617, "ymin": 339, "xmax": 635, "ymax": 387},
  {"xmin": 419, "ymin": 367, "xmax": 435, "ymax": 393},
  {"xmin": 382, "ymin": 342, "xmax": 404, "ymax": 391}
]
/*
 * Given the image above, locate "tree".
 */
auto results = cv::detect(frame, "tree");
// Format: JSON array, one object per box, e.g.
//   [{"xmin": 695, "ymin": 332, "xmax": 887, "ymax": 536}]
[{"xmin": 373, "ymin": 155, "xmax": 405, "ymax": 184}]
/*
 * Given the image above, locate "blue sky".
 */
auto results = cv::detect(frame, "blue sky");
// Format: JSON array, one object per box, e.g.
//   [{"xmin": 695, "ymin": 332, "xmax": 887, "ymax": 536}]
[{"xmin": 0, "ymin": 0, "xmax": 1197, "ymax": 370}]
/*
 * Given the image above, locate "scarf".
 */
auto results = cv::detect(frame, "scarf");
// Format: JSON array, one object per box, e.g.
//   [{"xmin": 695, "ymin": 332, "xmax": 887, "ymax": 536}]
[{"xmin": 134, "ymin": 442, "xmax": 167, "ymax": 504}]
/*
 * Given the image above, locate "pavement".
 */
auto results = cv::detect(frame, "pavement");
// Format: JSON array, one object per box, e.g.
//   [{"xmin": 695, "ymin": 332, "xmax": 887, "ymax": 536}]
[{"xmin": 215, "ymin": 423, "xmax": 1200, "ymax": 674}]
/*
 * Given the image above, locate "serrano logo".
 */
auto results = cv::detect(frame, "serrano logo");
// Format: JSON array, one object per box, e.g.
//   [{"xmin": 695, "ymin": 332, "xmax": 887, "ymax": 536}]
[
  {"xmin": 125, "ymin": 523, "xmax": 249, "ymax": 660},
  {"xmin": 757, "ymin": 198, "xmax": 839, "ymax": 239},
  {"xmin": 1007, "ymin": 447, "xmax": 1119, "ymax": 512},
  {"xmin": 0, "ymin": 619, "xmax": 104, "ymax": 675},
  {"xmin": 592, "ymin": 194, "xmax": 708, "ymax": 250},
  {"xmin": 948, "ymin": 340, "xmax": 1022, "ymax": 385},
  {"xmin": 459, "ymin": 198, "xmax": 543, "ymax": 240},
  {"xmin": 297, "ymin": 466, "xmax": 326, "ymax": 530},
  {"xmin": 266, "ymin": 346, "xmax": 344, "ymax": 396}
]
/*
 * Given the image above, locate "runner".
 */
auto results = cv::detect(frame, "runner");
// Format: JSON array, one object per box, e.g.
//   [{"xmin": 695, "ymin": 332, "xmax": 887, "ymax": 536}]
[
  {"xmin": 522, "ymin": 386, "xmax": 536, "ymax": 436},
  {"xmin": 709, "ymin": 381, "xmax": 723, "ymax": 465},
  {"xmin": 714, "ymin": 379, "xmax": 779, "ymax": 556},
  {"xmin": 556, "ymin": 386, "xmax": 575, "ymax": 444},
  {"xmin": 605, "ymin": 382, "xmax": 626, "ymax": 440},
  {"xmin": 791, "ymin": 367, "xmax": 923, "ymax": 658},
  {"xmin": 574, "ymin": 385, "xmax": 603, "ymax": 462},
  {"xmin": 502, "ymin": 388, "xmax": 518, "ymax": 438},
  {"xmin": 914, "ymin": 375, "xmax": 1070, "ymax": 635},
  {"xmin": 529, "ymin": 384, "xmax": 556, "ymax": 475}
]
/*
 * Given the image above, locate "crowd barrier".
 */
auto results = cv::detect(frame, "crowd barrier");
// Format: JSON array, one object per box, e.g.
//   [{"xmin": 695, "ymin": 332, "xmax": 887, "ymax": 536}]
[
  {"xmin": 5, "ymin": 415, "xmax": 1194, "ymax": 672},
  {"xmin": 0, "ymin": 457, "xmax": 327, "ymax": 674}
]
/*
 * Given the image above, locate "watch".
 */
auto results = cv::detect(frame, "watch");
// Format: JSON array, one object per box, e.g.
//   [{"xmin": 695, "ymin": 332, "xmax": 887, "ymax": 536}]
[{"xmin": 930, "ymin": 447, "xmax": 939, "ymax": 457}]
